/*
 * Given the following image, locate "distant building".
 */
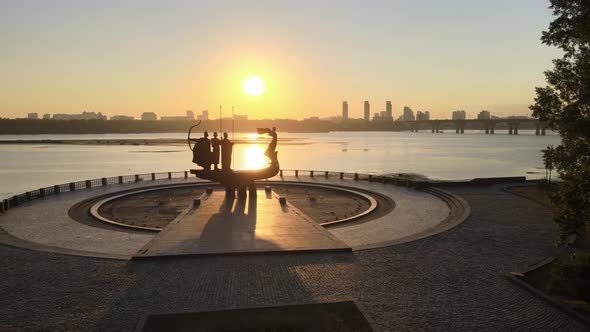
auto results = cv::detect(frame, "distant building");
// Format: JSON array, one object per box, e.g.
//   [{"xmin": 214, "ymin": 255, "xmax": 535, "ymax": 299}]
[
  {"xmin": 386, "ymin": 101, "xmax": 392, "ymax": 118},
  {"xmin": 161, "ymin": 110, "xmax": 195, "ymax": 121},
  {"xmin": 322, "ymin": 116, "xmax": 343, "ymax": 123},
  {"xmin": 305, "ymin": 116, "xmax": 320, "ymax": 121},
  {"xmin": 233, "ymin": 114, "xmax": 248, "ymax": 121},
  {"xmin": 364, "ymin": 101, "xmax": 370, "ymax": 121},
  {"xmin": 477, "ymin": 110, "xmax": 491, "ymax": 120},
  {"xmin": 27, "ymin": 113, "xmax": 38, "ymax": 120},
  {"xmin": 452, "ymin": 110, "xmax": 466, "ymax": 120},
  {"xmin": 186, "ymin": 110, "xmax": 195, "ymax": 120},
  {"xmin": 197, "ymin": 110, "xmax": 209, "ymax": 121},
  {"xmin": 42, "ymin": 113, "xmax": 51, "ymax": 120},
  {"xmin": 141, "ymin": 112, "xmax": 158, "ymax": 121},
  {"xmin": 342, "ymin": 101, "xmax": 348, "ymax": 120},
  {"xmin": 110, "ymin": 115, "xmax": 135, "ymax": 121},
  {"xmin": 52, "ymin": 111, "xmax": 106, "ymax": 120},
  {"xmin": 416, "ymin": 111, "xmax": 430, "ymax": 120},
  {"xmin": 402, "ymin": 106, "xmax": 415, "ymax": 121}
]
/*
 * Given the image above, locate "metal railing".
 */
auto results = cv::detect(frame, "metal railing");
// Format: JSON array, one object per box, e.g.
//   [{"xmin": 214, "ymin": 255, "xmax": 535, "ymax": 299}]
[{"xmin": 0, "ymin": 169, "xmax": 428, "ymax": 214}]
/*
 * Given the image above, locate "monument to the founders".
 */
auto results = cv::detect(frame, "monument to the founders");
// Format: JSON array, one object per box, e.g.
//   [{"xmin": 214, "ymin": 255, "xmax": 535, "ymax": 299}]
[{"xmin": 189, "ymin": 125, "xmax": 279, "ymax": 197}]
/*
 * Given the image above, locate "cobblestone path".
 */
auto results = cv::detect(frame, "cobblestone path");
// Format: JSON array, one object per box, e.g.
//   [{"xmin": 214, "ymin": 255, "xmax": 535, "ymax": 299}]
[{"xmin": 1, "ymin": 184, "xmax": 587, "ymax": 331}]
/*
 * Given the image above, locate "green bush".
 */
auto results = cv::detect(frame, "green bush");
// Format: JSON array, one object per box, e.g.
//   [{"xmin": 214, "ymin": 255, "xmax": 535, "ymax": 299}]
[{"xmin": 548, "ymin": 253, "xmax": 590, "ymax": 301}]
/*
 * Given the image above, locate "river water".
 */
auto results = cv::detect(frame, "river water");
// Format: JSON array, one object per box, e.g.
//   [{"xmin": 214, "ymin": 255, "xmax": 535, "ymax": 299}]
[{"xmin": 0, "ymin": 130, "xmax": 559, "ymax": 200}]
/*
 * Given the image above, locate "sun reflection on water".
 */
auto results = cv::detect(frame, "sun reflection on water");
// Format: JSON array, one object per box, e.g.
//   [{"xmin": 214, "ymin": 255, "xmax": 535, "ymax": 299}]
[{"xmin": 238, "ymin": 144, "xmax": 266, "ymax": 170}]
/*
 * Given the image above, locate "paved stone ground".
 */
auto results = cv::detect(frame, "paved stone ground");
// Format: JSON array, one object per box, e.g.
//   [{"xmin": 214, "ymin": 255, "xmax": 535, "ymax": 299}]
[
  {"xmin": 1, "ymin": 183, "xmax": 588, "ymax": 331},
  {"xmin": 0, "ymin": 176, "xmax": 450, "ymax": 256}
]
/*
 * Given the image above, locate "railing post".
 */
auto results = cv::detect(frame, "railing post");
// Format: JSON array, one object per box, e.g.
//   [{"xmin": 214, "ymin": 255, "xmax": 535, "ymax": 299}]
[
  {"xmin": 295, "ymin": 170, "xmax": 299, "ymax": 177},
  {"xmin": 168, "ymin": 172, "xmax": 172, "ymax": 179},
  {"xmin": 102, "ymin": 178, "xmax": 107, "ymax": 186},
  {"xmin": 280, "ymin": 169, "xmax": 283, "ymax": 177},
  {"xmin": 134, "ymin": 174, "xmax": 139, "ymax": 182},
  {"xmin": 368, "ymin": 175, "xmax": 373, "ymax": 182},
  {"xmin": 310, "ymin": 170, "xmax": 314, "ymax": 177},
  {"xmin": 40, "ymin": 188, "xmax": 46, "ymax": 198},
  {"xmin": 25, "ymin": 192, "xmax": 32, "ymax": 201},
  {"xmin": 54, "ymin": 185, "xmax": 60, "ymax": 195},
  {"xmin": 354, "ymin": 173, "xmax": 359, "ymax": 181},
  {"xmin": 85, "ymin": 180, "xmax": 92, "ymax": 189},
  {"xmin": 69, "ymin": 182, "xmax": 76, "ymax": 191},
  {"xmin": 151, "ymin": 173, "xmax": 156, "ymax": 181},
  {"xmin": 118, "ymin": 176, "xmax": 123, "ymax": 184},
  {"xmin": 184, "ymin": 171, "xmax": 188, "ymax": 178},
  {"xmin": 0, "ymin": 200, "xmax": 4, "ymax": 213},
  {"xmin": 10, "ymin": 196, "xmax": 18, "ymax": 207},
  {"xmin": 325, "ymin": 171, "xmax": 329, "ymax": 178},
  {"xmin": 340, "ymin": 172, "xmax": 344, "ymax": 180}
]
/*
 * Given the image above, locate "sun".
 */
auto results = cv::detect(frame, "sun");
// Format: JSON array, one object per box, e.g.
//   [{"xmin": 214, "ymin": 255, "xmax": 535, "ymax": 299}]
[{"xmin": 242, "ymin": 76, "xmax": 265, "ymax": 96}]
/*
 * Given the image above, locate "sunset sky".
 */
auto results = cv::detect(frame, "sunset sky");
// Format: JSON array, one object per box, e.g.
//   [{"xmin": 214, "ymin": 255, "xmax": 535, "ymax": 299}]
[{"xmin": 1, "ymin": 0, "xmax": 559, "ymax": 120}]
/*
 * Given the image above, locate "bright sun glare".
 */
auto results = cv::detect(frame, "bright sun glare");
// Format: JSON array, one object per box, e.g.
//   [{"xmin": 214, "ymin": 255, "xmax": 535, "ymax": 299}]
[
  {"xmin": 243, "ymin": 145, "xmax": 266, "ymax": 170},
  {"xmin": 242, "ymin": 76, "xmax": 265, "ymax": 96}
]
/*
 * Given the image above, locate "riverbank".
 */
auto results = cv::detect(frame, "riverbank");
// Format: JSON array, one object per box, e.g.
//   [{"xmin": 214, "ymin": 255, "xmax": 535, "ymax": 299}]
[{"xmin": 0, "ymin": 138, "xmax": 306, "ymax": 146}]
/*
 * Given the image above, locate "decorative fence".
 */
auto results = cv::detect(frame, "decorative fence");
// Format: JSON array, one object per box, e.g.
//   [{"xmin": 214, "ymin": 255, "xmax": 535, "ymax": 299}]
[{"xmin": 0, "ymin": 169, "xmax": 428, "ymax": 214}]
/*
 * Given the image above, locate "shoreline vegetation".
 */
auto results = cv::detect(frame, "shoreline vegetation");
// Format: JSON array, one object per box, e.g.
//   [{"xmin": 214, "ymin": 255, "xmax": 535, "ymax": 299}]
[
  {"xmin": 507, "ymin": 185, "xmax": 590, "ymax": 319},
  {"xmin": 0, "ymin": 118, "xmax": 541, "ymax": 135}
]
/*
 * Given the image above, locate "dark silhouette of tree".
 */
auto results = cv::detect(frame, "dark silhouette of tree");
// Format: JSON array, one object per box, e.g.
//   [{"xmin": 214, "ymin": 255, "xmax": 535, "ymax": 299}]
[
  {"xmin": 530, "ymin": 0, "xmax": 590, "ymax": 242},
  {"xmin": 542, "ymin": 145, "xmax": 555, "ymax": 182}
]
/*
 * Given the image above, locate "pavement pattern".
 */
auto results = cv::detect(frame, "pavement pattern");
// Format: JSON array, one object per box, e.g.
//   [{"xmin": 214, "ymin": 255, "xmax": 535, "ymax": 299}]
[
  {"xmin": 134, "ymin": 190, "xmax": 350, "ymax": 258},
  {"xmin": 1, "ymin": 183, "xmax": 588, "ymax": 331}
]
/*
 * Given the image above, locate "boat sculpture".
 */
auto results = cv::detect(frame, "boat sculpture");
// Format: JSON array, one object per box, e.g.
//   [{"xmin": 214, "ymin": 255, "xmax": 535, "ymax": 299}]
[{"xmin": 189, "ymin": 126, "xmax": 279, "ymax": 197}]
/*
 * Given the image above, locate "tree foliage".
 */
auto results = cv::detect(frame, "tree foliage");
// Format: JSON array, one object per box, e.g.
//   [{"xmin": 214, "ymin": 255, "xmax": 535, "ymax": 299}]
[{"xmin": 530, "ymin": 0, "xmax": 590, "ymax": 241}]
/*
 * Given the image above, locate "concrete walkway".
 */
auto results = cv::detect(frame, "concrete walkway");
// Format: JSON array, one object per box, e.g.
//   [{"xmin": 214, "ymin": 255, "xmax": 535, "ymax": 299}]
[
  {"xmin": 134, "ymin": 190, "xmax": 350, "ymax": 258},
  {"xmin": 1, "ymin": 182, "xmax": 587, "ymax": 331},
  {"xmin": 269, "ymin": 176, "xmax": 454, "ymax": 249},
  {"xmin": 0, "ymin": 178, "xmax": 207, "ymax": 258}
]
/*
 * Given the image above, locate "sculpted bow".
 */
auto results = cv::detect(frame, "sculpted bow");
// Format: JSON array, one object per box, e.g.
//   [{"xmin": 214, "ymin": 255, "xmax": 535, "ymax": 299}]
[{"xmin": 187, "ymin": 120, "xmax": 202, "ymax": 151}]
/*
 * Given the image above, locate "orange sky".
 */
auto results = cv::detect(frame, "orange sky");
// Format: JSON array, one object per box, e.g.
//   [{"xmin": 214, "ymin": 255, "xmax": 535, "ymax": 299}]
[{"xmin": 0, "ymin": 0, "xmax": 559, "ymax": 120}]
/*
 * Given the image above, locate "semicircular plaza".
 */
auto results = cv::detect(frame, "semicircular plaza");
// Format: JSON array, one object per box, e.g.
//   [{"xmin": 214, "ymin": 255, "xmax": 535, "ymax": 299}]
[{"xmin": 0, "ymin": 171, "xmax": 469, "ymax": 259}]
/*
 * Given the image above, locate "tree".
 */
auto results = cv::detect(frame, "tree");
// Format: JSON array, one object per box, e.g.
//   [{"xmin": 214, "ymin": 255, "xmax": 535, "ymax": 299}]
[
  {"xmin": 542, "ymin": 145, "xmax": 555, "ymax": 182},
  {"xmin": 530, "ymin": 0, "xmax": 590, "ymax": 242}
]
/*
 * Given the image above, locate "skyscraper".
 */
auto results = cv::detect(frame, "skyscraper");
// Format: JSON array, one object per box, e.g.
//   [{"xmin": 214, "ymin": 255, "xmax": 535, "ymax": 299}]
[
  {"xmin": 364, "ymin": 101, "xmax": 370, "ymax": 121},
  {"xmin": 201, "ymin": 110, "xmax": 209, "ymax": 121},
  {"xmin": 403, "ymin": 106, "xmax": 415, "ymax": 121},
  {"xmin": 386, "ymin": 101, "xmax": 392, "ymax": 118},
  {"xmin": 416, "ymin": 111, "xmax": 430, "ymax": 120},
  {"xmin": 342, "ymin": 101, "xmax": 348, "ymax": 120}
]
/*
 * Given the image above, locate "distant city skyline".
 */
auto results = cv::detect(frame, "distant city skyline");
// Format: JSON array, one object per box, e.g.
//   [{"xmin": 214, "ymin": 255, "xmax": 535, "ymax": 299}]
[
  {"xmin": 0, "ymin": 0, "xmax": 557, "ymax": 120},
  {"xmin": 18, "ymin": 105, "xmax": 529, "ymax": 122}
]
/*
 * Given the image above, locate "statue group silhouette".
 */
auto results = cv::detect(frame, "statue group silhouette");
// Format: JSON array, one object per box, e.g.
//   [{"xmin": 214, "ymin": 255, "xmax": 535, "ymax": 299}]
[
  {"xmin": 192, "ymin": 131, "xmax": 234, "ymax": 171},
  {"xmin": 189, "ymin": 127, "xmax": 280, "ymax": 198}
]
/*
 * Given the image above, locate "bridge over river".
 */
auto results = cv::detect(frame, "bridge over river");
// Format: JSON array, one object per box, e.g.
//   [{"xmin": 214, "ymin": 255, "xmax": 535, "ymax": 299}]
[{"xmin": 396, "ymin": 118, "xmax": 546, "ymax": 135}]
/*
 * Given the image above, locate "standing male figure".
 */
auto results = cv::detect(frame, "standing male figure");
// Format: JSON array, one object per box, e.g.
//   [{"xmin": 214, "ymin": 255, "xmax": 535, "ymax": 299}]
[
  {"xmin": 210, "ymin": 132, "xmax": 221, "ymax": 170},
  {"xmin": 221, "ymin": 132, "xmax": 233, "ymax": 171},
  {"xmin": 196, "ymin": 131, "xmax": 212, "ymax": 170}
]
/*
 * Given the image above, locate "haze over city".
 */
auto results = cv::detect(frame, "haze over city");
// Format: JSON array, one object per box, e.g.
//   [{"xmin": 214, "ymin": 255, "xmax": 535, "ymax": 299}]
[{"xmin": 1, "ymin": 0, "xmax": 558, "ymax": 120}]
